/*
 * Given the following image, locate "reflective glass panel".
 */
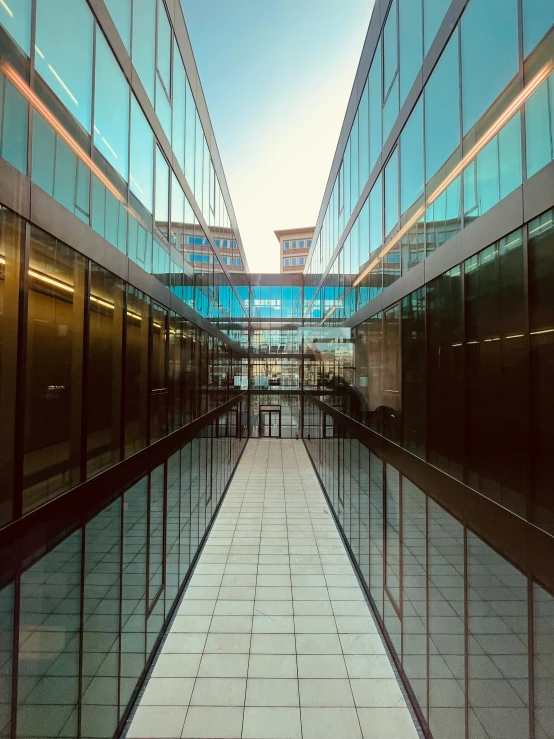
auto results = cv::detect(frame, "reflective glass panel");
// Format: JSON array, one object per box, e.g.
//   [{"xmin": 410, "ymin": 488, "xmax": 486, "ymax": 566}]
[
  {"xmin": 94, "ymin": 28, "xmax": 129, "ymax": 182},
  {"xmin": 23, "ymin": 228, "xmax": 85, "ymax": 512},
  {"xmin": 130, "ymin": 97, "xmax": 154, "ymax": 213},
  {"xmin": 523, "ymin": 0, "xmax": 554, "ymax": 57},
  {"xmin": 399, "ymin": 0, "xmax": 422, "ymax": 105},
  {"xmin": 425, "ymin": 30, "xmax": 460, "ymax": 181},
  {"xmin": 132, "ymin": 0, "xmax": 156, "ymax": 103},
  {"xmin": 35, "ymin": 0, "xmax": 93, "ymax": 131},
  {"xmin": 461, "ymin": 0, "xmax": 519, "ymax": 134},
  {"xmin": 385, "ymin": 148, "xmax": 399, "ymax": 236},
  {"xmin": 0, "ymin": 0, "xmax": 31, "ymax": 54},
  {"xmin": 400, "ymin": 99, "xmax": 424, "ymax": 214}
]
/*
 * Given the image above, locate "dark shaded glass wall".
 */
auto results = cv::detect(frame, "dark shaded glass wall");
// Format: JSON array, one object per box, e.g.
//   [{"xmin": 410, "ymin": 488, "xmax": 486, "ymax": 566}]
[
  {"xmin": 341, "ymin": 214, "xmax": 554, "ymax": 534},
  {"xmin": 304, "ymin": 396, "xmax": 554, "ymax": 739},
  {"xmin": 0, "ymin": 206, "xmax": 245, "ymax": 528},
  {"xmin": 0, "ymin": 401, "xmax": 246, "ymax": 739}
]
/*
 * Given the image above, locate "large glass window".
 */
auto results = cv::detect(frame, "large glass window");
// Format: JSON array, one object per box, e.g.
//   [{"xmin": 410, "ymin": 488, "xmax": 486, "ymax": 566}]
[
  {"xmin": 86, "ymin": 264, "xmax": 124, "ymax": 478},
  {"xmin": 369, "ymin": 40, "xmax": 382, "ymax": 172},
  {"xmin": 184, "ymin": 76, "xmax": 196, "ymax": 187},
  {"xmin": 155, "ymin": 147, "xmax": 169, "ymax": 238},
  {"xmin": 400, "ymin": 99, "xmax": 424, "ymax": 214},
  {"xmin": 124, "ymin": 286, "xmax": 149, "ymax": 457},
  {"xmin": 369, "ymin": 174, "xmax": 383, "ymax": 253},
  {"xmin": 461, "ymin": 0, "xmax": 519, "ymax": 135},
  {"xmin": 132, "ymin": 0, "xmax": 156, "ymax": 103},
  {"xmin": 94, "ymin": 29, "xmax": 129, "ymax": 182},
  {"xmin": 358, "ymin": 80, "xmax": 370, "ymax": 191},
  {"xmin": 23, "ymin": 228, "xmax": 85, "ymax": 512},
  {"xmin": 155, "ymin": 0, "xmax": 172, "ymax": 141},
  {"xmin": 399, "ymin": 0, "xmax": 422, "ymax": 105},
  {"xmin": 35, "ymin": 0, "xmax": 93, "ymax": 132},
  {"xmin": 173, "ymin": 46, "xmax": 186, "ymax": 173},
  {"xmin": 104, "ymin": 0, "xmax": 131, "ymax": 52},
  {"xmin": 0, "ymin": 0, "xmax": 31, "ymax": 55},
  {"xmin": 130, "ymin": 96, "xmax": 154, "ymax": 214},
  {"xmin": 423, "ymin": 0, "xmax": 450, "ymax": 55},
  {"xmin": 425, "ymin": 30, "xmax": 460, "ymax": 182},
  {"xmin": 385, "ymin": 148, "xmax": 399, "ymax": 237},
  {"xmin": 523, "ymin": 0, "xmax": 554, "ymax": 57},
  {"xmin": 525, "ymin": 74, "xmax": 554, "ymax": 179},
  {"xmin": 0, "ymin": 75, "xmax": 28, "ymax": 174}
]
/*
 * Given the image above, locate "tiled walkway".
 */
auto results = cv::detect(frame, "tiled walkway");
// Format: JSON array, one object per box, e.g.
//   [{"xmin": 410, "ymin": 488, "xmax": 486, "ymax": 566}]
[{"xmin": 125, "ymin": 440, "xmax": 421, "ymax": 739}]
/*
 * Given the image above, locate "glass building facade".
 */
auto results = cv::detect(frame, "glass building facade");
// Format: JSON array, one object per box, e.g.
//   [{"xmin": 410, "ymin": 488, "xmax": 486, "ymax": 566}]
[
  {"xmin": 1, "ymin": 1, "xmax": 554, "ymax": 738},
  {"xmin": 300, "ymin": 1, "xmax": 554, "ymax": 738}
]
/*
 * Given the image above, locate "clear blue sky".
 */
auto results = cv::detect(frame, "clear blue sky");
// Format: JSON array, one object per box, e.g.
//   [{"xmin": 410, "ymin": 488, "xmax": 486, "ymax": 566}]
[{"xmin": 181, "ymin": 0, "xmax": 375, "ymax": 271}]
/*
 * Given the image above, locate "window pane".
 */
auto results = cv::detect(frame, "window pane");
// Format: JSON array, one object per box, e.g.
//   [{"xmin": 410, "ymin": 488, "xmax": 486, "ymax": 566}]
[
  {"xmin": 468, "ymin": 534, "xmax": 529, "ymax": 739},
  {"xmin": 385, "ymin": 148, "xmax": 398, "ymax": 236},
  {"xmin": 359, "ymin": 80, "xmax": 370, "ymax": 189},
  {"xmin": 369, "ymin": 41, "xmax": 382, "ymax": 171},
  {"xmin": 24, "ymin": 228, "xmax": 85, "ymax": 512},
  {"xmin": 423, "ymin": 0, "xmax": 450, "ymax": 55},
  {"xmin": 18, "ymin": 533, "xmax": 81, "ymax": 739},
  {"xmin": 525, "ymin": 73, "xmax": 554, "ymax": 179},
  {"xmin": 399, "ymin": 0, "xmax": 422, "ymax": 105},
  {"xmin": 94, "ymin": 28, "xmax": 129, "ymax": 182},
  {"xmin": 461, "ymin": 0, "xmax": 519, "ymax": 134},
  {"xmin": 369, "ymin": 174, "xmax": 383, "ymax": 253},
  {"xmin": 383, "ymin": 0, "xmax": 398, "ymax": 96},
  {"xmin": 0, "ymin": 0, "xmax": 31, "ymax": 55},
  {"xmin": 132, "ymin": 0, "xmax": 156, "ymax": 103},
  {"xmin": 104, "ymin": 0, "xmax": 131, "ymax": 52},
  {"xmin": 523, "ymin": 0, "xmax": 554, "ymax": 57},
  {"xmin": 35, "ymin": 0, "xmax": 93, "ymax": 131},
  {"xmin": 184, "ymin": 76, "xmax": 196, "ymax": 187},
  {"xmin": 155, "ymin": 147, "xmax": 169, "ymax": 238},
  {"xmin": 0, "ymin": 75, "xmax": 28, "ymax": 174},
  {"xmin": 87, "ymin": 264, "xmax": 124, "ymax": 478},
  {"xmin": 130, "ymin": 96, "xmax": 154, "ymax": 214},
  {"xmin": 173, "ymin": 46, "xmax": 186, "ymax": 172},
  {"xmin": 400, "ymin": 99, "xmax": 424, "ymax": 214},
  {"xmin": 125, "ymin": 286, "xmax": 149, "ymax": 457},
  {"xmin": 157, "ymin": 1, "xmax": 171, "ymax": 92},
  {"xmin": 425, "ymin": 30, "xmax": 460, "ymax": 181}
]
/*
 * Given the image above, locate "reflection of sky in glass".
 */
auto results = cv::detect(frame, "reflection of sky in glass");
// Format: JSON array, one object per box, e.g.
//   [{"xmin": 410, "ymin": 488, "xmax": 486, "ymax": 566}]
[
  {"xmin": 35, "ymin": 0, "xmax": 93, "ymax": 132},
  {"xmin": 0, "ymin": 0, "xmax": 31, "ymax": 54}
]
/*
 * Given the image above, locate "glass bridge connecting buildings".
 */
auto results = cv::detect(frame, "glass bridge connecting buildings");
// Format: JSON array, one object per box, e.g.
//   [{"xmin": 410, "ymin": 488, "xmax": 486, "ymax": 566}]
[{"xmin": 0, "ymin": 0, "xmax": 554, "ymax": 737}]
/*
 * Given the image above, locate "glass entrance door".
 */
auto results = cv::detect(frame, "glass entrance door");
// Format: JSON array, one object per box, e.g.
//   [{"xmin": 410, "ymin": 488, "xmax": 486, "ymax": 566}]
[{"xmin": 260, "ymin": 409, "xmax": 281, "ymax": 437}]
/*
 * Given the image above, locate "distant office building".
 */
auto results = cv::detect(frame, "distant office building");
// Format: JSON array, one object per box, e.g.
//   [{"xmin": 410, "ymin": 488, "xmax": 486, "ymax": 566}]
[{"xmin": 275, "ymin": 227, "xmax": 313, "ymax": 272}]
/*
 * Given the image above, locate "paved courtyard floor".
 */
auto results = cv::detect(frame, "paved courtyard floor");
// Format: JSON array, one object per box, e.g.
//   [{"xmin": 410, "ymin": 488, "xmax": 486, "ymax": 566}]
[{"xmin": 125, "ymin": 439, "xmax": 421, "ymax": 739}]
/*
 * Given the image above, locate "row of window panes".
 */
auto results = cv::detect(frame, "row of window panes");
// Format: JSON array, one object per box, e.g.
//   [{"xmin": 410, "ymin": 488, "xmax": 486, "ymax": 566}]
[
  {"xmin": 0, "ymin": 206, "xmax": 246, "ymax": 525},
  {"xmin": 305, "ymin": 0, "xmax": 554, "ymax": 290},
  {"xmin": 0, "ymin": 0, "xmax": 248, "ymax": 306},
  {"xmin": 0, "ymin": 408, "xmax": 246, "ymax": 738},
  {"xmin": 284, "ymin": 239, "xmax": 312, "ymax": 250},
  {"xmin": 283, "ymin": 257, "xmax": 305, "ymax": 267},
  {"xmin": 303, "ymin": 410, "xmax": 553, "ymax": 739}
]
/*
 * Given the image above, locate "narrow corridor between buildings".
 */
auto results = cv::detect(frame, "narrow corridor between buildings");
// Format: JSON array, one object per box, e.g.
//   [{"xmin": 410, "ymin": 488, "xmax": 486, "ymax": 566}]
[{"xmin": 124, "ymin": 440, "xmax": 421, "ymax": 739}]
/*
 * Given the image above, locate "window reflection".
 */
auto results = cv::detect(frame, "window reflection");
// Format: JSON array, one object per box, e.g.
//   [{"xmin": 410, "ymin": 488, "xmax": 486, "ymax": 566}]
[
  {"xmin": 35, "ymin": 0, "xmax": 93, "ymax": 132},
  {"xmin": 23, "ymin": 228, "xmax": 85, "ymax": 512},
  {"xmin": 124, "ymin": 286, "xmax": 149, "ymax": 457},
  {"xmin": 86, "ymin": 264, "xmax": 124, "ymax": 478}
]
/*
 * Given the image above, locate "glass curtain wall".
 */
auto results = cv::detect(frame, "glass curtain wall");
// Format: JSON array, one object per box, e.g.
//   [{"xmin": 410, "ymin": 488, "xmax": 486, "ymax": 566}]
[
  {"xmin": 1, "ymin": 402, "xmax": 246, "ymax": 739},
  {"xmin": 304, "ymin": 396, "xmax": 553, "ymax": 739},
  {"xmin": 0, "ymin": 207, "xmax": 245, "ymax": 526}
]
